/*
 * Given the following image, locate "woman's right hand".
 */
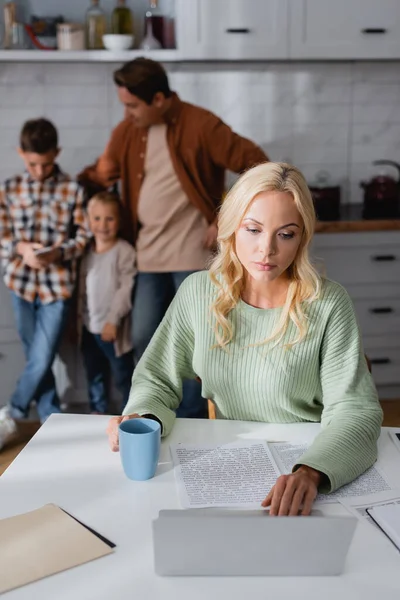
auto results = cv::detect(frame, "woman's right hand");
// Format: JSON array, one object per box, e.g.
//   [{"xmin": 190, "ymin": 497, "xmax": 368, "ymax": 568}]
[{"xmin": 106, "ymin": 414, "xmax": 140, "ymax": 452}]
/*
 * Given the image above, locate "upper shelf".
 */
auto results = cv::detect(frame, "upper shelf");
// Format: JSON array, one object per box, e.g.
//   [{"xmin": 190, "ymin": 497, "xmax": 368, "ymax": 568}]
[{"xmin": 0, "ymin": 49, "xmax": 184, "ymax": 63}]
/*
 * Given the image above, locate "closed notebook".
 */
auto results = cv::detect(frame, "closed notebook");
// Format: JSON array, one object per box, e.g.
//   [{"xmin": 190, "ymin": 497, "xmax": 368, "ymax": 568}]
[
  {"xmin": 0, "ymin": 503, "xmax": 115, "ymax": 594},
  {"xmin": 367, "ymin": 504, "xmax": 400, "ymax": 551}
]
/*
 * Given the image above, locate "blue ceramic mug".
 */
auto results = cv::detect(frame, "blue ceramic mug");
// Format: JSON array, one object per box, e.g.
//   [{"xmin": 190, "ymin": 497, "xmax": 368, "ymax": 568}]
[{"xmin": 119, "ymin": 418, "xmax": 161, "ymax": 481}]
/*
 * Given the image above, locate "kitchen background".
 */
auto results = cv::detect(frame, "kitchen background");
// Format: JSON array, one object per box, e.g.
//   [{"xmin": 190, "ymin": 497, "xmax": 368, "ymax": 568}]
[
  {"xmin": 0, "ymin": 0, "xmax": 400, "ymax": 424},
  {"xmin": 0, "ymin": 1, "xmax": 399, "ymax": 202},
  {"xmin": 1, "ymin": 60, "xmax": 400, "ymax": 205}
]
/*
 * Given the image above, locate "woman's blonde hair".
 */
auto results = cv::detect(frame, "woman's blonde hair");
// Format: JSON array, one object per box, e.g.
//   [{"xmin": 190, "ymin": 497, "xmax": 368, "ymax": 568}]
[{"xmin": 209, "ymin": 162, "xmax": 321, "ymax": 349}]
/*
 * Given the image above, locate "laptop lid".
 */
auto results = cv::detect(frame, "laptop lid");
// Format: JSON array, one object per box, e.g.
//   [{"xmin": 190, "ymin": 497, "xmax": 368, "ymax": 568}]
[{"xmin": 152, "ymin": 509, "xmax": 357, "ymax": 576}]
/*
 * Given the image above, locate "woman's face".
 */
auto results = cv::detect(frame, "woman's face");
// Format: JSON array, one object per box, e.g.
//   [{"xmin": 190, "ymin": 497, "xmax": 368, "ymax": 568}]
[{"xmin": 235, "ymin": 191, "xmax": 303, "ymax": 284}]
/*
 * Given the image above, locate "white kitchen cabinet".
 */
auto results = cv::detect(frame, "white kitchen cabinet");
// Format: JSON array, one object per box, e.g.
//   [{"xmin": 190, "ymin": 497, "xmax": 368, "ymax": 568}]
[
  {"xmin": 290, "ymin": 0, "xmax": 400, "ymax": 59},
  {"xmin": 351, "ymin": 294, "xmax": 400, "ymax": 337},
  {"xmin": 363, "ymin": 336, "xmax": 400, "ymax": 387},
  {"xmin": 312, "ymin": 231, "xmax": 400, "ymax": 398},
  {"xmin": 312, "ymin": 242, "xmax": 400, "ymax": 286},
  {"xmin": 176, "ymin": 0, "xmax": 289, "ymax": 60}
]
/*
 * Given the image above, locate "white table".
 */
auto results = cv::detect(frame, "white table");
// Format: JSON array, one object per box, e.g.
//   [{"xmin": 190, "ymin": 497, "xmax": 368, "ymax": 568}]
[{"xmin": 1, "ymin": 415, "xmax": 400, "ymax": 600}]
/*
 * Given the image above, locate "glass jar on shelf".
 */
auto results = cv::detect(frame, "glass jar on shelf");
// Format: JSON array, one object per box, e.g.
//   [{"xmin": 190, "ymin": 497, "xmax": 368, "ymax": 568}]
[
  {"xmin": 3, "ymin": 2, "xmax": 16, "ymax": 49},
  {"xmin": 112, "ymin": 0, "xmax": 134, "ymax": 35},
  {"xmin": 140, "ymin": 9, "xmax": 161, "ymax": 50},
  {"xmin": 86, "ymin": 0, "xmax": 107, "ymax": 50}
]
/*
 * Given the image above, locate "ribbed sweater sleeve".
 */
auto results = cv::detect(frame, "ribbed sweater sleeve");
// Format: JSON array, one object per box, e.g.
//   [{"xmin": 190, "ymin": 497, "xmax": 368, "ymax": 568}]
[
  {"xmin": 123, "ymin": 277, "xmax": 197, "ymax": 435},
  {"xmin": 293, "ymin": 284, "xmax": 382, "ymax": 492}
]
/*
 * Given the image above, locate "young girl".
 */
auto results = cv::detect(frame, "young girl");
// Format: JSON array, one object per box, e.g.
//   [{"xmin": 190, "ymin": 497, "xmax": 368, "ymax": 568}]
[
  {"xmin": 79, "ymin": 191, "xmax": 136, "ymax": 414},
  {"xmin": 107, "ymin": 162, "xmax": 382, "ymax": 516}
]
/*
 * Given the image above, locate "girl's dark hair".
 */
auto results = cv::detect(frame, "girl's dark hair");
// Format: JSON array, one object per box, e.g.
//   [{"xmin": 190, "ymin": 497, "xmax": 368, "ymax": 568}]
[
  {"xmin": 20, "ymin": 118, "xmax": 58, "ymax": 154},
  {"xmin": 113, "ymin": 57, "xmax": 171, "ymax": 105}
]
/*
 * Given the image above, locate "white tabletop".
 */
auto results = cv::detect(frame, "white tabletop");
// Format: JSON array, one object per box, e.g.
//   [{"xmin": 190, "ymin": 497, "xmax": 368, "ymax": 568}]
[{"xmin": 1, "ymin": 414, "xmax": 400, "ymax": 600}]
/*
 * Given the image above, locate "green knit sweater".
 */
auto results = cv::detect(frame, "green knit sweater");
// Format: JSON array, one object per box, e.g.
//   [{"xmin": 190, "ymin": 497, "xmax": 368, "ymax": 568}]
[{"xmin": 124, "ymin": 271, "xmax": 382, "ymax": 493}]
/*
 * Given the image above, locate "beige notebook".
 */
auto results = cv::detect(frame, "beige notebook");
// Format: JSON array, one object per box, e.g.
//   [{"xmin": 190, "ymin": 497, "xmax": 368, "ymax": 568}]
[{"xmin": 0, "ymin": 503, "xmax": 115, "ymax": 594}]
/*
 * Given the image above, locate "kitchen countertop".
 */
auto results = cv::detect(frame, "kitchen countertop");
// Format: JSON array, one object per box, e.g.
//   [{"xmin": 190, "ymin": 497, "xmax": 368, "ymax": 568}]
[{"xmin": 315, "ymin": 204, "xmax": 400, "ymax": 233}]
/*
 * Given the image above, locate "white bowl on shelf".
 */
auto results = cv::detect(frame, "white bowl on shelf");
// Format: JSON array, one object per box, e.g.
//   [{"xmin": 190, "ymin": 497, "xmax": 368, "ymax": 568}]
[{"xmin": 102, "ymin": 34, "xmax": 134, "ymax": 51}]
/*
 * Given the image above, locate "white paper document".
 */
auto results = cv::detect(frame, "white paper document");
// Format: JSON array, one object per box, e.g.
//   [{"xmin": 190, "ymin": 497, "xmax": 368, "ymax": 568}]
[
  {"xmin": 171, "ymin": 439, "xmax": 395, "ymax": 509},
  {"xmin": 339, "ymin": 490, "xmax": 400, "ymax": 530},
  {"xmin": 170, "ymin": 441, "xmax": 281, "ymax": 509},
  {"xmin": 270, "ymin": 442, "xmax": 393, "ymax": 503}
]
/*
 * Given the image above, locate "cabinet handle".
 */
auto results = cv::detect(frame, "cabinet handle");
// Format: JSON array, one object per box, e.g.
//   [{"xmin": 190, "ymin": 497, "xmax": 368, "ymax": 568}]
[
  {"xmin": 361, "ymin": 28, "xmax": 388, "ymax": 34},
  {"xmin": 370, "ymin": 358, "xmax": 391, "ymax": 365},
  {"xmin": 369, "ymin": 307, "xmax": 394, "ymax": 314},
  {"xmin": 225, "ymin": 28, "xmax": 251, "ymax": 34},
  {"xmin": 371, "ymin": 254, "xmax": 396, "ymax": 261}
]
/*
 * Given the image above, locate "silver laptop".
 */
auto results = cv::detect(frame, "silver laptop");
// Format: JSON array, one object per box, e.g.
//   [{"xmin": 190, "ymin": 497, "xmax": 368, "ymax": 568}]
[{"xmin": 152, "ymin": 509, "xmax": 357, "ymax": 576}]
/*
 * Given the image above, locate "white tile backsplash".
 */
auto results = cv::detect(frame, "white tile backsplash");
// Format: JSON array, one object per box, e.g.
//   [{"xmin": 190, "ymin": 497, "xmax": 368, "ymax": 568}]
[
  {"xmin": 0, "ymin": 63, "xmax": 45, "ymax": 84},
  {"xmin": 353, "ymin": 83, "xmax": 400, "ymax": 106},
  {"xmin": 291, "ymin": 104, "xmax": 351, "ymax": 126},
  {"xmin": 352, "ymin": 62, "xmax": 400, "ymax": 84},
  {"xmin": 0, "ymin": 107, "xmax": 48, "ymax": 127},
  {"xmin": 58, "ymin": 128, "xmax": 111, "ymax": 149},
  {"xmin": 0, "ymin": 85, "xmax": 45, "ymax": 108},
  {"xmin": 43, "ymin": 64, "xmax": 109, "ymax": 85},
  {"xmin": 0, "ymin": 60, "xmax": 399, "ymax": 203},
  {"xmin": 45, "ymin": 107, "xmax": 109, "ymax": 128},
  {"xmin": 352, "ymin": 104, "xmax": 400, "ymax": 124},
  {"xmin": 44, "ymin": 85, "xmax": 108, "ymax": 108}
]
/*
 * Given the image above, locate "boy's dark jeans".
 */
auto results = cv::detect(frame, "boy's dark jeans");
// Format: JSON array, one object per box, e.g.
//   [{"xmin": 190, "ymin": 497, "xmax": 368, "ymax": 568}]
[
  {"xmin": 81, "ymin": 326, "xmax": 134, "ymax": 414},
  {"xmin": 9, "ymin": 293, "xmax": 70, "ymax": 422}
]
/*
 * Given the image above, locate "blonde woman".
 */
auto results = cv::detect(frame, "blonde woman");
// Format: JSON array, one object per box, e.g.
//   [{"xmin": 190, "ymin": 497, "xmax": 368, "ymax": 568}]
[{"xmin": 106, "ymin": 162, "xmax": 382, "ymax": 516}]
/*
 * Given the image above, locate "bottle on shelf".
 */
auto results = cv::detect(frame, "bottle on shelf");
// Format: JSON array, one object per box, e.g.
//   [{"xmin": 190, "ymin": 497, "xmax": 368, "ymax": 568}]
[
  {"xmin": 3, "ymin": 2, "xmax": 16, "ymax": 49},
  {"xmin": 86, "ymin": 0, "xmax": 107, "ymax": 50},
  {"xmin": 140, "ymin": 8, "xmax": 162, "ymax": 50},
  {"xmin": 112, "ymin": 0, "xmax": 134, "ymax": 35},
  {"xmin": 141, "ymin": 0, "xmax": 177, "ymax": 49}
]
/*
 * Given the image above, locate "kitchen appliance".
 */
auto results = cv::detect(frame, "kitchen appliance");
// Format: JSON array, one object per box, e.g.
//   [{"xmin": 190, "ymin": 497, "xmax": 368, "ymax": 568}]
[
  {"xmin": 360, "ymin": 160, "xmax": 400, "ymax": 219},
  {"xmin": 308, "ymin": 171, "xmax": 341, "ymax": 221},
  {"xmin": 29, "ymin": 15, "xmax": 64, "ymax": 49}
]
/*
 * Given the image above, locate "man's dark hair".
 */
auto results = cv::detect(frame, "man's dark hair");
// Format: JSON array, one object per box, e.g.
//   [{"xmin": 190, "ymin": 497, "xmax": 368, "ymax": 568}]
[
  {"xmin": 113, "ymin": 57, "xmax": 172, "ymax": 105},
  {"xmin": 20, "ymin": 118, "xmax": 58, "ymax": 154}
]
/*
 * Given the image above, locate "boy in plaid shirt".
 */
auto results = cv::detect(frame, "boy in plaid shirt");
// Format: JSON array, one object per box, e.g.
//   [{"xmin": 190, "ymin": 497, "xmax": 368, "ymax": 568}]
[{"xmin": 0, "ymin": 119, "xmax": 90, "ymax": 448}]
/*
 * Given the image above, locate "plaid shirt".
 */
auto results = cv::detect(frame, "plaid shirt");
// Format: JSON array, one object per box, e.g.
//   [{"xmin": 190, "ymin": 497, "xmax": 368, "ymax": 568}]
[{"xmin": 0, "ymin": 166, "xmax": 90, "ymax": 304}]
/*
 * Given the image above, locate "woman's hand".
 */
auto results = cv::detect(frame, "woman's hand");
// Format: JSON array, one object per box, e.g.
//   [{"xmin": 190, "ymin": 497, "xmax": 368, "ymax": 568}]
[
  {"xmin": 261, "ymin": 466, "xmax": 321, "ymax": 516},
  {"xmin": 106, "ymin": 414, "xmax": 140, "ymax": 452}
]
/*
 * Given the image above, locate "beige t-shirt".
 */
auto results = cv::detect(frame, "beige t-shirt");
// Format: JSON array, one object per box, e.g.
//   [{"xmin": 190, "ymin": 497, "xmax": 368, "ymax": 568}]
[{"xmin": 136, "ymin": 123, "xmax": 210, "ymax": 272}]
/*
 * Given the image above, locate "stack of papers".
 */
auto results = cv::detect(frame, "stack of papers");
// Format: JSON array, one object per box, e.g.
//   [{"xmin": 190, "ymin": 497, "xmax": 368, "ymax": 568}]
[{"xmin": 170, "ymin": 440, "xmax": 394, "ymax": 509}]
